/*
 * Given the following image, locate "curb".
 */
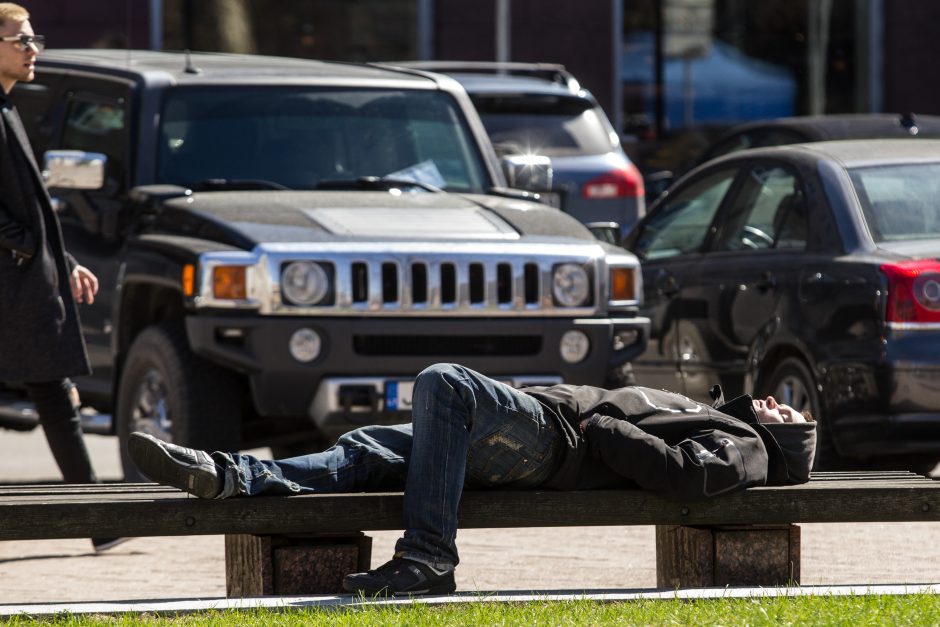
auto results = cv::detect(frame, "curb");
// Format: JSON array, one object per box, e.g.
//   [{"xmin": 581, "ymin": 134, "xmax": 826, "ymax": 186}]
[{"xmin": 2, "ymin": 584, "xmax": 939, "ymax": 617}]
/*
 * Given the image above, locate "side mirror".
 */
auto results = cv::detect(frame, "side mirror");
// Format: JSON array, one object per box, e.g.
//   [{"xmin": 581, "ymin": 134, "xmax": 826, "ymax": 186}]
[
  {"xmin": 501, "ymin": 154, "xmax": 553, "ymax": 193},
  {"xmin": 42, "ymin": 150, "xmax": 107, "ymax": 190},
  {"xmin": 586, "ymin": 221, "xmax": 621, "ymax": 245},
  {"xmin": 645, "ymin": 170, "xmax": 674, "ymax": 203}
]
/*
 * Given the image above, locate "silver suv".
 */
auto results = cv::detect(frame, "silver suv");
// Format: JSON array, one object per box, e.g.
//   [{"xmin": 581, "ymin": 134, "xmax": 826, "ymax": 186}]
[{"xmin": 395, "ymin": 61, "xmax": 646, "ymax": 239}]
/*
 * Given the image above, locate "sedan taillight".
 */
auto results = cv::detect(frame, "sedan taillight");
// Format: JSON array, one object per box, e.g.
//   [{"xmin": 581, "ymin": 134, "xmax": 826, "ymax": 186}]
[
  {"xmin": 881, "ymin": 260, "xmax": 940, "ymax": 323},
  {"xmin": 582, "ymin": 164, "xmax": 645, "ymax": 199}
]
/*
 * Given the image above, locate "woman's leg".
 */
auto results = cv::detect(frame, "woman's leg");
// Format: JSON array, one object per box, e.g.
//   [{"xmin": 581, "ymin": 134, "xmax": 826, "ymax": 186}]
[
  {"xmin": 217, "ymin": 423, "xmax": 413, "ymax": 497},
  {"xmin": 394, "ymin": 363, "xmax": 561, "ymax": 570}
]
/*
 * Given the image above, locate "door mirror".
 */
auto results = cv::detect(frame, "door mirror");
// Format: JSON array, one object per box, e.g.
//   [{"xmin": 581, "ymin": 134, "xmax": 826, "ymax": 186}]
[
  {"xmin": 501, "ymin": 154, "xmax": 553, "ymax": 192},
  {"xmin": 586, "ymin": 221, "xmax": 621, "ymax": 245},
  {"xmin": 42, "ymin": 150, "xmax": 107, "ymax": 190}
]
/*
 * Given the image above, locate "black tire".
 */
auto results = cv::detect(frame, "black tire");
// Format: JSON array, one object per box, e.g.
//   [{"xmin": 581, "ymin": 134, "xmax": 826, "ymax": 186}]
[
  {"xmin": 116, "ymin": 324, "xmax": 243, "ymax": 482},
  {"xmin": 757, "ymin": 357, "xmax": 841, "ymax": 471}
]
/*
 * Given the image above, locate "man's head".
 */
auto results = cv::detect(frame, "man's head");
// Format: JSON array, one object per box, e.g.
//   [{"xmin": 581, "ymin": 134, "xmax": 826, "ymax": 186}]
[
  {"xmin": 0, "ymin": 3, "xmax": 39, "ymax": 94},
  {"xmin": 753, "ymin": 396, "xmax": 812, "ymax": 424}
]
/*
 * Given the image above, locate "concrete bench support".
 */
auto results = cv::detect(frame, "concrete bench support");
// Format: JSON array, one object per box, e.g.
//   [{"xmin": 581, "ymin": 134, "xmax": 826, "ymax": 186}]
[
  {"xmin": 225, "ymin": 533, "xmax": 373, "ymax": 596},
  {"xmin": 655, "ymin": 524, "xmax": 800, "ymax": 588}
]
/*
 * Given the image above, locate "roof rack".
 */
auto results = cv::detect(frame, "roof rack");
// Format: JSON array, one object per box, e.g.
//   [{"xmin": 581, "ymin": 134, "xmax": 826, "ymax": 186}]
[{"xmin": 392, "ymin": 61, "xmax": 580, "ymax": 92}]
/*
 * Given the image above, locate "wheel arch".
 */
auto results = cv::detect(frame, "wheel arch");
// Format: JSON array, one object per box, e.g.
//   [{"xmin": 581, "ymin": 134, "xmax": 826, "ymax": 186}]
[
  {"xmin": 112, "ymin": 279, "xmax": 186, "ymax": 404},
  {"xmin": 748, "ymin": 339, "xmax": 820, "ymax": 398}
]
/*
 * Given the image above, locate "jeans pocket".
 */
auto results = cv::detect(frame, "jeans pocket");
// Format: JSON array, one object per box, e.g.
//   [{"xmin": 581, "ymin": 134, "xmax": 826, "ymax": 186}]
[{"xmin": 467, "ymin": 420, "xmax": 555, "ymax": 487}]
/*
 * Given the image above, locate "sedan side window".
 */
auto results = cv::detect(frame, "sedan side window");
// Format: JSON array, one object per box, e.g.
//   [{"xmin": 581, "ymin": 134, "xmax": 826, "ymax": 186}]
[
  {"xmin": 634, "ymin": 168, "xmax": 736, "ymax": 260},
  {"xmin": 714, "ymin": 165, "xmax": 807, "ymax": 252}
]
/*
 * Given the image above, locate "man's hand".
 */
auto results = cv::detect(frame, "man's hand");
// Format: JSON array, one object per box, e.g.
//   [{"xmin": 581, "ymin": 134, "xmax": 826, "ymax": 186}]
[{"xmin": 70, "ymin": 265, "xmax": 99, "ymax": 305}]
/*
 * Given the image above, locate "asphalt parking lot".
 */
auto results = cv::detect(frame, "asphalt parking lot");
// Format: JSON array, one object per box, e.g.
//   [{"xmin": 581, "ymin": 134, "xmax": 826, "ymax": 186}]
[{"xmin": 0, "ymin": 428, "xmax": 938, "ymax": 604}]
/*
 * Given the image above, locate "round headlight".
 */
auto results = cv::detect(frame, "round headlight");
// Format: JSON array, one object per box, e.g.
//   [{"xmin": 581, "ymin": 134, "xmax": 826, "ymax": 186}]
[
  {"xmin": 552, "ymin": 263, "xmax": 590, "ymax": 307},
  {"xmin": 560, "ymin": 330, "xmax": 590, "ymax": 364},
  {"xmin": 282, "ymin": 262, "xmax": 329, "ymax": 305},
  {"xmin": 289, "ymin": 328, "xmax": 322, "ymax": 363}
]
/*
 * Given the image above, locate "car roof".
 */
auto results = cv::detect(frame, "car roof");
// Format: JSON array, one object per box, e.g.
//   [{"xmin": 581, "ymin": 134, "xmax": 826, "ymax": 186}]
[
  {"xmin": 38, "ymin": 49, "xmax": 442, "ymax": 88},
  {"xmin": 390, "ymin": 60, "xmax": 586, "ymax": 98},
  {"xmin": 722, "ymin": 138, "xmax": 940, "ymax": 168},
  {"xmin": 721, "ymin": 113, "xmax": 940, "ymax": 140}
]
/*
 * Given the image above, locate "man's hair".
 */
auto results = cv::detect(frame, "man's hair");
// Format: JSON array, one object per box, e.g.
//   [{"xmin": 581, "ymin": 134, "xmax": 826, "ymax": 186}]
[{"xmin": 0, "ymin": 3, "xmax": 29, "ymax": 29}]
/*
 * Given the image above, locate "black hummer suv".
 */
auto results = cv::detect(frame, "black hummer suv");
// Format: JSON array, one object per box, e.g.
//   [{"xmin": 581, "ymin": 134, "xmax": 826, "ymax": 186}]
[{"xmin": 3, "ymin": 50, "xmax": 648, "ymax": 477}]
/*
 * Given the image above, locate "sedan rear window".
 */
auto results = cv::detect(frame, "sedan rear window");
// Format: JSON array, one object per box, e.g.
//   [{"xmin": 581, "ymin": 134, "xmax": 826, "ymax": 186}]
[
  {"xmin": 850, "ymin": 164, "xmax": 940, "ymax": 242},
  {"xmin": 471, "ymin": 94, "xmax": 614, "ymax": 158}
]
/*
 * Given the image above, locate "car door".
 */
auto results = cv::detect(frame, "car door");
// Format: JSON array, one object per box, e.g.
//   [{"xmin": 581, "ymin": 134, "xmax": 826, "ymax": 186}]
[
  {"xmin": 37, "ymin": 75, "xmax": 134, "ymax": 403},
  {"xmin": 626, "ymin": 167, "xmax": 738, "ymax": 394},
  {"xmin": 678, "ymin": 161, "xmax": 810, "ymax": 402}
]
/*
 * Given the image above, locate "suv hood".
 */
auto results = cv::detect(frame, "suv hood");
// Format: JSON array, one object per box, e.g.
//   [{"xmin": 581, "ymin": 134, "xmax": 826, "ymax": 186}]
[{"xmin": 161, "ymin": 190, "xmax": 594, "ymax": 246}]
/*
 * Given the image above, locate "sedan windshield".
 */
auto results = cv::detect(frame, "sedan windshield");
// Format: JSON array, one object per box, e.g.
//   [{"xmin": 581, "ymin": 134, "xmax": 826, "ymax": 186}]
[
  {"xmin": 156, "ymin": 87, "xmax": 488, "ymax": 192},
  {"xmin": 849, "ymin": 163, "xmax": 940, "ymax": 242}
]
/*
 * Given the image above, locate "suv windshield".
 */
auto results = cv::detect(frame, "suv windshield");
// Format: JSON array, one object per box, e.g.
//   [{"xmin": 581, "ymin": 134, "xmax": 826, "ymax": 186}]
[
  {"xmin": 157, "ymin": 87, "xmax": 488, "ymax": 192},
  {"xmin": 470, "ymin": 94, "xmax": 613, "ymax": 158},
  {"xmin": 849, "ymin": 163, "xmax": 940, "ymax": 242}
]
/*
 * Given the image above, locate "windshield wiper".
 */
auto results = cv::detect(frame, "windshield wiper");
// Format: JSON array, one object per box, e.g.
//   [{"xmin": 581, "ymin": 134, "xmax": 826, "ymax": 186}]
[
  {"xmin": 187, "ymin": 178, "xmax": 291, "ymax": 191},
  {"xmin": 316, "ymin": 176, "xmax": 443, "ymax": 193}
]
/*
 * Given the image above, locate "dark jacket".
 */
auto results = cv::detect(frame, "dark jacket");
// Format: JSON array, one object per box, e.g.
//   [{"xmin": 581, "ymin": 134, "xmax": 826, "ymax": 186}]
[
  {"xmin": 0, "ymin": 93, "xmax": 90, "ymax": 382},
  {"xmin": 525, "ymin": 383, "xmax": 816, "ymax": 501}
]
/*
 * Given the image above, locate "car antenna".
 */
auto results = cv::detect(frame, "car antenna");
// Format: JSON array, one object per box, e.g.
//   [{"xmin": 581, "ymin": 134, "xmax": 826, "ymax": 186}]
[
  {"xmin": 183, "ymin": 50, "xmax": 202, "ymax": 74},
  {"xmin": 900, "ymin": 112, "xmax": 919, "ymax": 136}
]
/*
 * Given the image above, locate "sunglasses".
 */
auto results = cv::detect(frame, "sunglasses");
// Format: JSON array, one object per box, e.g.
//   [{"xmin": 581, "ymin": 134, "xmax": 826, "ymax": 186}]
[{"xmin": 1, "ymin": 34, "xmax": 45, "ymax": 52}]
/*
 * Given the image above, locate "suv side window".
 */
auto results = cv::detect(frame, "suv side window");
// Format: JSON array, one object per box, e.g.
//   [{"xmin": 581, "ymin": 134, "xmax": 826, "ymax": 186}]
[
  {"xmin": 713, "ymin": 165, "xmax": 807, "ymax": 252},
  {"xmin": 62, "ymin": 96, "xmax": 127, "ymax": 189},
  {"xmin": 633, "ymin": 168, "xmax": 737, "ymax": 260}
]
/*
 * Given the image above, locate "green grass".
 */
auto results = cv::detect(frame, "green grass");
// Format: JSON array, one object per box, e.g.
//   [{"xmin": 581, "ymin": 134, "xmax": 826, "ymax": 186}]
[{"xmin": 5, "ymin": 594, "xmax": 940, "ymax": 626}]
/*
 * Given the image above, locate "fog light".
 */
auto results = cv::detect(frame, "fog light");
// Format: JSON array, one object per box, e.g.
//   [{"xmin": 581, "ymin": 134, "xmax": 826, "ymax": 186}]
[
  {"xmin": 289, "ymin": 328, "xmax": 322, "ymax": 363},
  {"xmin": 559, "ymin": 330, "xmax": 590, "ymax": 364}
]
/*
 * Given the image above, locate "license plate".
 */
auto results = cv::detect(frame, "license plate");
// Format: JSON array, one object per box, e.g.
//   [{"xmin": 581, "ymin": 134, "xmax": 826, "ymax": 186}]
[{"xmin": 385, "ymin": 380, "xmax": 415, "ymax": 411}]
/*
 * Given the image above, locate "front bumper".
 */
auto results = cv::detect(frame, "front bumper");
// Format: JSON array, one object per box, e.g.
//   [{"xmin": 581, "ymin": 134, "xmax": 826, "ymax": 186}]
[{"xmin": 186, "ymin": 314, "xmax": 649, "ymax": 432}]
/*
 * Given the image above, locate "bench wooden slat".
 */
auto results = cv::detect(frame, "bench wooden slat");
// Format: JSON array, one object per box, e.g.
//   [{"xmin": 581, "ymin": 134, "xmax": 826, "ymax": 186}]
[{"xmin": 0, "ymin": 474, "xmax": 937, "ymax": 541}]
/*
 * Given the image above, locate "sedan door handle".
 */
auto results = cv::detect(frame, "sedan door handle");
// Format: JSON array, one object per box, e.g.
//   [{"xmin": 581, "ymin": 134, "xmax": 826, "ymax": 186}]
[
  {"xmin": 755, "ymin": 271, "xmax": 777, "ymax": 292},
  {"xmin": 656, "ymin": 273, "xmax": 680, "ymax": 298}
]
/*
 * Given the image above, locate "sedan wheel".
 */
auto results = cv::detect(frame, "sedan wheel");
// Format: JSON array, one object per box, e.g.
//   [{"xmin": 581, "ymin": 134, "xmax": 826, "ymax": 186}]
[{"xmin": 758, "ymin": 357, "xmax": 840, "ymax": 470}]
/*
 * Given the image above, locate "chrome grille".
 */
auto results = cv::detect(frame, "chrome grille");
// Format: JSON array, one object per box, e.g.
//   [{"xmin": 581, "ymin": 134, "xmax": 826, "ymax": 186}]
[{"xmin": 344, "ymin": 259, "xmax": 542, "ymax": 309}]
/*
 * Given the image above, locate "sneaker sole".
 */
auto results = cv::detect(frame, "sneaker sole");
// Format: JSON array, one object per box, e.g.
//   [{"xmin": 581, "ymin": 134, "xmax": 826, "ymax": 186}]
[
  {"xmin": 92, "ymin": 537, "xmax": 131, "ymax": 552},
  {"xmin": 342, "ymin": 580, "xmax": 457, "ymax": 596},
  {"xmin": 127, "ymin": 433, "xmax": 219, "ymax": 499}
]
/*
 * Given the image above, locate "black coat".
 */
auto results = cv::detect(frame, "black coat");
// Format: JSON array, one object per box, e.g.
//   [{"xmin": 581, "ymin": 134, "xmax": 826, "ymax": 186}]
[
  {"xmin": 526, "ymin": 384, "xmax": 816, "ymax": 501},
  {"xmin": 0, "ymin": 93, "xmax": 90, "ymax": 383}
]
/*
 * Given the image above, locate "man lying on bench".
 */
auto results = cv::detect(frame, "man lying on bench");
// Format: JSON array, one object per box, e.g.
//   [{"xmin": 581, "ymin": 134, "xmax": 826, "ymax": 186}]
[{"xmin": 128, "ymin": 362, "xmax": 816, "ymax": 597}]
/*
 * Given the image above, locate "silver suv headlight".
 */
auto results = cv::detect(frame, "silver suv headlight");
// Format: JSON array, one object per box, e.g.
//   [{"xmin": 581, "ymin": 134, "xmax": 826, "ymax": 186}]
[
  {"xmin": 282, "ymin": 261, "xmax": 330, "ymax": 305},
  {"xmin": 552, "ymin": 263, "xmax": 590, "ymax": 307}
]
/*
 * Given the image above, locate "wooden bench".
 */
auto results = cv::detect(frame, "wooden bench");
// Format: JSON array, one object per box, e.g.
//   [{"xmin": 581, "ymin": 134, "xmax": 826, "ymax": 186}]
[{"xmin": 1, "ymin": 471, "xmax": 937, "ymax": 596}]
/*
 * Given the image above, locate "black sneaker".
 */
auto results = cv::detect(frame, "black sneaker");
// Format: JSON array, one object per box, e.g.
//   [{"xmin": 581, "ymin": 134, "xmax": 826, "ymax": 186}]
[
  {"xmin": 127, "ymin": 432, "xmax": 223, "ymax": 499},
  {"xmin": 92, "ymin": 537, "xmax": 131, "ymax": 552},
  {"xmin": 343, "ymin": 557, "xmax": 456, "ymax": 596}
]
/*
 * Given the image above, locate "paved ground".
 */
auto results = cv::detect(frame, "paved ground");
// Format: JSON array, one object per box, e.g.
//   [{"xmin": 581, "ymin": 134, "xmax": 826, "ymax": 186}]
[{"xmin": 1, "ymin": 428, "xmax": 938, "ymax": 604}]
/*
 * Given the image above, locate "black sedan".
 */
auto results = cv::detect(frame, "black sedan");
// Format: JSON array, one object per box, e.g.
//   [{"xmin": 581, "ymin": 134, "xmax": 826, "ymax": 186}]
[
  {"xmin": 646, "ymin": 114, "xmax": 940, "ymax": 201},
  {"xmin": 623, "ymin": 139, "xmax": 940, "ymax": 472}
]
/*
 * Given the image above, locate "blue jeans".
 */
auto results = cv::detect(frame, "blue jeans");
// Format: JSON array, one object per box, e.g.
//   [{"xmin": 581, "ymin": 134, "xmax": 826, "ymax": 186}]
[{"xmin": 214, "ymin": 363, "xmax": 562, "ymax": 569}]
